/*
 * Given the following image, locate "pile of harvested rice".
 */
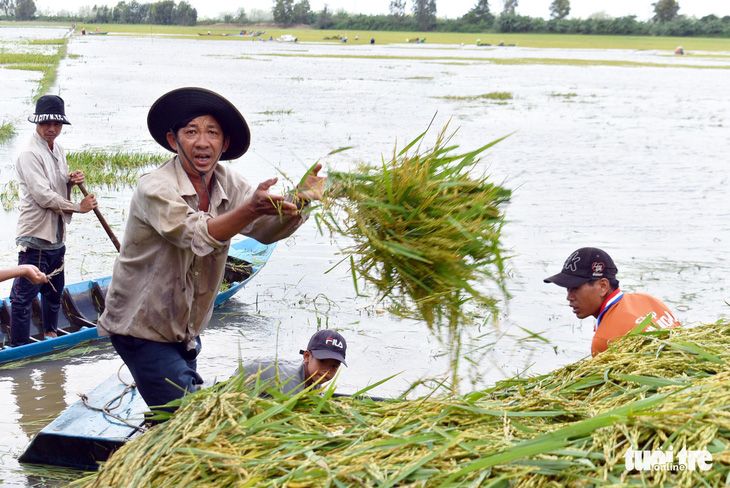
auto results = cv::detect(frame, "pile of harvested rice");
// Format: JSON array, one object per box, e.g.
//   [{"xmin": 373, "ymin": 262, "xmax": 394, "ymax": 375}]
[{"xmin": 77, "ymin": 322, "xmax": 730, "ymax": 487}]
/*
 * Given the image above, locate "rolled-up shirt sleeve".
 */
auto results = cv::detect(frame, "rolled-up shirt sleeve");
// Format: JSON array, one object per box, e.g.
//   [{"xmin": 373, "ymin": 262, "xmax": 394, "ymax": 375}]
[
  {"xmin": 17, "ymin": 152, "xmax": 81, "ymax": 214},
  {"xmin": 192, "ymin": 213, "xmax": 227, "ymax": 256}
]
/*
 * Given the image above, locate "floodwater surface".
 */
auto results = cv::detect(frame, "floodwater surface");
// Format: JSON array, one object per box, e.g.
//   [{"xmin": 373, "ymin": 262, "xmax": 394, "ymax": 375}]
[{"xmin": 1, "ymin": 27, "xmax": 729, "ymax": 486}]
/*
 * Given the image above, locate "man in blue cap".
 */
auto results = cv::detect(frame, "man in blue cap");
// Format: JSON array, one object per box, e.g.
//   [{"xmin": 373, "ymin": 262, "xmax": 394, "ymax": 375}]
[{"xmin": 10, "ymin": 95, "xmax": 97, "ymax": 346}]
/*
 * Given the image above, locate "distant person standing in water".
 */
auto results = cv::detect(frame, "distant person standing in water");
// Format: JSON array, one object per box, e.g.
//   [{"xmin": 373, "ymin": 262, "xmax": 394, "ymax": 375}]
[
  {"xmin": 544, "ymin": 247, "xmax": 680, "ymax": 356},
  {"xmin": 11, "ymin": 95, "xmax": 97, "ymax": 346}
]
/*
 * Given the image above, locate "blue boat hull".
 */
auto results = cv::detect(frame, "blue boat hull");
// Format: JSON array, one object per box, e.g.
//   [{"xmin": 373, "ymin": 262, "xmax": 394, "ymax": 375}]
[
  {"xmin": 0, "ymin": 238, "xmax": 275, "ymax": 364},
  {"xmin": 19, "ymin": 372, "xmax": 148, "ymax": 469}
]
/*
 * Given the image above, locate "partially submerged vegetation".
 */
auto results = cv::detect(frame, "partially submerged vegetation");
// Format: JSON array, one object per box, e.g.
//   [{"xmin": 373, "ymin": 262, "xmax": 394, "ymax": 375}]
[
  {"xmin": 77, "ymin": 321, "xmax": 730, "ymax": 487},
  {"xmin": 0, "ymin": 120, "xmax": 15, "ymax": 143},
  {"xmin": 66, "ymin": 150, "xmax": 167, "ymax": 191},
  {"xmin": 438, "ymin": 92, "xmax": 513, "ymax": 101},
  {"xmin": 1, "ymin": 150, "xmax": 166, "ymax": 210},
  {"xmin": 0, "ymin": 36, "xmax": 69, "ymax": 99}
]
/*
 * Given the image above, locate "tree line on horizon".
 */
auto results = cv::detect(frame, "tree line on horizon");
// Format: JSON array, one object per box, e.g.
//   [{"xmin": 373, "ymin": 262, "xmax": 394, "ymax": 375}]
[{"xmin": 1, "ymin": 0, "xmax": 729, "ymax": 37}]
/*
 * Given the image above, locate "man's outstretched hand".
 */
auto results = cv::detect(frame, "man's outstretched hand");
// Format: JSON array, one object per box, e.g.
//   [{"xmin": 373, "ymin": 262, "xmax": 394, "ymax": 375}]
[{"xmin": 296, "ymin": 163, "xmax": 327, "ymax": 203}]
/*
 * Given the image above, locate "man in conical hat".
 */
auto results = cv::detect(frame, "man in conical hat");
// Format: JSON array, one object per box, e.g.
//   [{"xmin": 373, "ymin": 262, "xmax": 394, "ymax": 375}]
[{"xmin": 97, "ymin": 88, "xmax": 325, "ymax": 416}]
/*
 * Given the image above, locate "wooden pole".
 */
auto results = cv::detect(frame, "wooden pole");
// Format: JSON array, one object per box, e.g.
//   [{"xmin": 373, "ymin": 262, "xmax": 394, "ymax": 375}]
[{"xmin": 77, "ymin": 183, "xmax": 121, "ymax": 252}]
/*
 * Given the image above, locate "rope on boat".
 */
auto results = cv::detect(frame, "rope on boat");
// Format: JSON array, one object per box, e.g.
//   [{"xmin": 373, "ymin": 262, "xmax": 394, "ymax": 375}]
[
  {"xmin": 45, "ymin": 262, "xmax": 64, "ymax": 293},
  {"xmin": 79, "ymin": 364, "xmax": 148, "ymax": 434}
]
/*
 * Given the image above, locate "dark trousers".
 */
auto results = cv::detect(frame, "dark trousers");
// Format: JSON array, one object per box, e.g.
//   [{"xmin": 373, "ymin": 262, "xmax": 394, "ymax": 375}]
[
  {"xmin": 10, "ymin": 246, "xmax": 65, "ymax": 346},
  {"xmin": 110, "ymin": 335, "xmax": 203, "ymax": 417}
]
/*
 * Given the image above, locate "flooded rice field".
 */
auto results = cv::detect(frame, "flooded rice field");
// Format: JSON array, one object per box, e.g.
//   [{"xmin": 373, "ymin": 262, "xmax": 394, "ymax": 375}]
[{"xmin": 1, "ymin": 26, "xmax": 729, "ymax": 486}]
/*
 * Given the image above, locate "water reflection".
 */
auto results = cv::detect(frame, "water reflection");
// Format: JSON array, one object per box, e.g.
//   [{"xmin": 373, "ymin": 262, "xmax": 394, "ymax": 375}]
[{"xmin": 8, "ymin": 365, "xmax": 68, "ymax": 439}]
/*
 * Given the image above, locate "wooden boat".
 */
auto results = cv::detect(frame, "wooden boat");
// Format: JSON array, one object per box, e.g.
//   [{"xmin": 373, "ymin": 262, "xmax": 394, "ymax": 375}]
[
  {"xmin": 0, "ymin": 237, "xmax": 276, "ymax": 365},
  {"xmin": 19, "ymin": 370, "xmax": 148, "ymax": 470}
]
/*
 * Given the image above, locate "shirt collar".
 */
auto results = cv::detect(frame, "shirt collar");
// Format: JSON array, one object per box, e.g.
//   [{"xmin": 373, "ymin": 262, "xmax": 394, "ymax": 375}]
[
  {"xmin": 31, "ymin": 130, "xmax": 59, "ymax": 160},
  {"xmin": 172, "ymin": 155, "xmax": 230, "ymax": 209},
  {"xmin": 596, "ymin": 288, "xmax": 623, "ymax": 330}
]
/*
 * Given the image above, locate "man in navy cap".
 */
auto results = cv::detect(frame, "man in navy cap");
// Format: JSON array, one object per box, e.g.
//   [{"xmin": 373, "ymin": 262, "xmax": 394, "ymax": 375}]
[
  {"xmin": 545, "ymin": 247, "xmax": 680, "ymax": 356},
  {"xmin": 10, "ymin": 95, "xmax": 97, "ymax": 346},
  {"xmin": 238, "ymin": 329, "xmax": 347, "ymax": 394}
]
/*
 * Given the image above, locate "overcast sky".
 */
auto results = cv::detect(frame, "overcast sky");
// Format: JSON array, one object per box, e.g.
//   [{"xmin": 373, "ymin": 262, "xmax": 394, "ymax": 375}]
[{"xmin": 35, "ymin": 0, "xmax": 730, "ymax": 21}]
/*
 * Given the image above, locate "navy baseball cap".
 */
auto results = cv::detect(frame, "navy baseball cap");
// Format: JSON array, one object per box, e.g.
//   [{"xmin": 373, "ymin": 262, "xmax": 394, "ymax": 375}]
[
  {"xmin": 299, "ymin": 330, "xmax": 347, "ymax": 366},
  {"xmin": 544, "ymin": 247, "xmax": 617, "ymax": 288}
]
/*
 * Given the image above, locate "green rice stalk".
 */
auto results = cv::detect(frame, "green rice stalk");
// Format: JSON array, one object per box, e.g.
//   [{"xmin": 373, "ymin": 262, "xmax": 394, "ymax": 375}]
[
  {"xmin": 0, "ymin": 180, "xmax": 18, "ymax": 211},
  {"xmin": 319, "ymin": 124, "xmax": 511, "ymax": 387},
  {"xmin": 321, "ymin": 124, "xmax": 511, "ymax": 329}
]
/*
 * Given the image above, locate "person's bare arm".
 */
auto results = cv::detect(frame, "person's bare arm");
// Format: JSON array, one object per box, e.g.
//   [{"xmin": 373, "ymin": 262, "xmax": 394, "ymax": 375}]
[{"xmin": 0, "ymin": 265, "xmax": 48, "ymax": 284}]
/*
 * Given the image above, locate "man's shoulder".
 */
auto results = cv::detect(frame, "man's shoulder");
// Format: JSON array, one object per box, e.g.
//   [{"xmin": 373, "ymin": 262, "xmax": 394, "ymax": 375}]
[
  {"xmin": 137, "ymin": 158, "xmax": 179, "ymax": 190},
  {"xmin": 239, "ymin": 357, "xmax": 302, "ymax": 377},
  {"xmin": 620, "ymin": 292, "xmax": 669, "ymax": 308},
  {"xmin": 215, "ymin": 162, "xmax": 249, "ymax": 187},
  {"xmin": 609, "ymin": 291, "xmax": 679, "ymax": 326}
]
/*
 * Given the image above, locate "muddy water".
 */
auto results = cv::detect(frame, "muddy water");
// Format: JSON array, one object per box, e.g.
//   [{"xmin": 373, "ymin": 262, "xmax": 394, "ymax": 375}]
[{"xmin": 1, "ymin": 27, "xmax": 729, "ymax": 485}]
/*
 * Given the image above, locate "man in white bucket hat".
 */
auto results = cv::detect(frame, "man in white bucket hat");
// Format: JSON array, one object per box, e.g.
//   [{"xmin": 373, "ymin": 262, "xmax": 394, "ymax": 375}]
[{"xmin": 10, "ymin": 95, "xmax": 97, "ymax": 346}]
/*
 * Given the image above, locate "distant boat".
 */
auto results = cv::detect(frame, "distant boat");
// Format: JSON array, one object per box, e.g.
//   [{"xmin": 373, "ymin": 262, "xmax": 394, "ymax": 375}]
[
  {"xmin": 0, "ymin": 237, "xmax": 276, "ymax": 365},
  {"xmin": 86, "ymin": 32, "xmax": 108, "ymax": 35}
]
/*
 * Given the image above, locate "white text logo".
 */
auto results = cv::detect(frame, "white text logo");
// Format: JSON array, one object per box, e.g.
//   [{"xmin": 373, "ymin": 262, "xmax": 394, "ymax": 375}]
[{"xmin": 624, "ymin": 446, "xmax": 712, "ymax": 472}]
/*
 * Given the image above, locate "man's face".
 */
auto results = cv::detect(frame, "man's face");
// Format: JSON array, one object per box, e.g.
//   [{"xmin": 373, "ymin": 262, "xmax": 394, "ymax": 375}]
[
  {"xmin": 36, "ymin": 121, "xmax": 63, "ymax": 146},
  {"xmin": 566, "ymin": 280, "xmax": 607, "ymax": 319},
  {"xmin": 303, "ymin": 351, "xmax": 341, "ymax": 385},
  {"xmin": 166, "ymin": 115, "xmax": 230, "ymax": 176}
]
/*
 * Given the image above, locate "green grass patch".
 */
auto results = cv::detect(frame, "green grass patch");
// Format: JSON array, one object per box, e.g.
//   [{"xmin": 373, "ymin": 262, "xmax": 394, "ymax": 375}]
[
  {"xmin": 0, "ymin": 38, "xmax": 69, "ymax": 99},
  {"xmin": 4, "ymin": 63, "xmax": 49, "ymax": 72},
  {"xmin": 4, "ymin": 21, "xmax": 730, "ymax": 51},
  {"xmin": 0, "ymin": 52, "xmax": 57, "ymax": 64},
  {"xmin": 405, "ymin": 76, "xmax": 433, "ymax": 80},
  {"xmin": 36, "ymin": 38, "xmax": 68, "ymax": 99},
  {"xmin": 550, "ymin": 92, "xmax": 578, "ymax": 98},
  {"xmin": 438, "ymin": 92, "xmax": 513, "ymax": 101},
  {"xmin": 0, "ymin": 120, "xmax": 16, "ymax": 143},
  {"xmin": 28, "ymin": 38, "xmax": 65, "ymax": 45}
]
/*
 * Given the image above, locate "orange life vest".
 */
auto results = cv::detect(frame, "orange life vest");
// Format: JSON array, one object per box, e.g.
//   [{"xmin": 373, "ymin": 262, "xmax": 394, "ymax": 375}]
[{"xmin": 592, "ymin": 289, "xmax": 680, "ymax": 356}]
